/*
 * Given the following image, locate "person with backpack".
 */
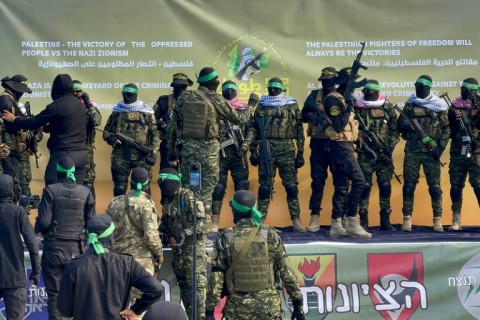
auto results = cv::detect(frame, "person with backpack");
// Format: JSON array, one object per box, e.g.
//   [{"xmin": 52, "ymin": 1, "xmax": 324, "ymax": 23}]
[{"xmin": 205, "ymin": 190, "xmax": 305, "ymax": 320}]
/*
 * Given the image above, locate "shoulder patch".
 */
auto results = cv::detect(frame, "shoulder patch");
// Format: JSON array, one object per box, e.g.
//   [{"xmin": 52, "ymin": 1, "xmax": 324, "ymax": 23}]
[{"xmin": 330, "ymin": 105, "xmax": 340, "ymax": 116}]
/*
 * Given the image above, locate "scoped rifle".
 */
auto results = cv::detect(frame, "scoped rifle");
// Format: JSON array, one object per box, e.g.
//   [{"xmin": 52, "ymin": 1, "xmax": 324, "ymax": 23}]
[{"xmin": 440, "ymin": 92, "xmax": 471, "ymax": 158}]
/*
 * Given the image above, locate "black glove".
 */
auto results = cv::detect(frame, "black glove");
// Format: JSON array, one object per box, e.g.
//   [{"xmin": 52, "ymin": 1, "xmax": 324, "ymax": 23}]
[
  {"xmin": 291, "ymin": 300, "xmax": 305, "ymax": 320},
  {"xmin": 106, "ymin": 135, "xmax": 117, "ymax": 146},
  {"xmin": 146, "ymin": 153, "xmax": 157, "ymax": 166},
  {"xmin": 29, "ymin": 272, "xmax": 40, "ymax": 286},
  {"xmin": 431, "ymin": 147, "xmax": 443, "ymax": 160},
  {"xmin": 250, "ymin": 152, "xmax": 259, "ymax": 167},
  {"xmin": 379, "ymin": 145, "xmax": 393, "ymax": 160},
  {"xmin": 205, "ymin": 310, "xmax": 215, "ymax": 320},
  {"xmin": 295, "ymin": 153, "xmax": 305, "ymax": 169},
  {"xmin": 81, "ymin": 92, "xmax": 93, "ymax": 108},
  {"xmin": 306, "ymin": 113, "xmax": 320, "ymax": 125},
  {"xmin": 248, "ymin": 92, "xmax": 260, "ymax": 107}
]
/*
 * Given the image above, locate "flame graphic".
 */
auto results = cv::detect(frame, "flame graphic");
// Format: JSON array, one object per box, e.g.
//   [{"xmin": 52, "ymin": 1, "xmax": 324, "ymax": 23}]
[{"xmin": 298, "ymin": 257, "xmax": 321, "ymax": 278}]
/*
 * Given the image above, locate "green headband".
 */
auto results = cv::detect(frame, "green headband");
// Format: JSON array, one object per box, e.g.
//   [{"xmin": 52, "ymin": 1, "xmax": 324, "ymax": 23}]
[
  {"xmin": 158, "ymin": 173, "xmax": 181, "ymax": 182},
  {"xmin": 415, "ymin": 77, "xmax": 432, "ymax": 88},
  {"xmin": 364, "ymin": 83, "xmax": 381, "ymax": 91},
  {"xmin": 132, "ymin": 179, "xmax": 149, "ymax": 196},
  {"xmin": 88, "ymin": 223, "xmax": 115, "ymax": 254},
  {"xmin": 198, "ymin": 70, "xmax": 218, "ymax": 83},
  {"xmin": 56, "ymin": 163, "xmax": 76, "ymax": 182},
  {"xmin": 461, "ymin": 81, "xmax": 479, "ymax": 91},
  {"xmin": 123, "ymin": 86, "xmax": 138, "ymax": 94},
  {"xmin": 222, "ymin": 83, "xmax": 237, "ymax": 91},
  {"xmin": 268, "ymin": 81, "xmax": 285, "ymax": 90},
  {"xmin": 231, "ymin": 198, "xmax": 263, "ymax": 227},
  {"xmin": 73, "ymin": 83, "xmax": 83, "ymax": 91}
]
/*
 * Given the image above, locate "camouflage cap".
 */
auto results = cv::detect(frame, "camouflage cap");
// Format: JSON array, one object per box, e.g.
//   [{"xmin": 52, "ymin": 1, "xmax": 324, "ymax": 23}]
[
  {"xmin": 1, "ymin": 74, "xmax": 32, "ymax": 94},
  {"xmin": 318, "ymin": 67, "xmax": 337, "ymax": 81},
  {"xmin": 170, "ymin": 73, "xmax": 193, "ymax": 87}
]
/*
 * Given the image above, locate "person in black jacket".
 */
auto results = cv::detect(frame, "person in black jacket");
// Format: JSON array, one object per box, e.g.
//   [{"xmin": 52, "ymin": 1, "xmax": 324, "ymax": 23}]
[
  {"xmin": 35, "ymin": 156, "xmax": 95, "ymax": 320},
  {"xmin": 2, "ymin": 73, "xmax": 87, "ymax": 186},
  {"xmin": 0, "ymin": 173, "xmax": 41, "ymax": 320},
  {"xmin": 58, "ymin": 214, "xmax": 163, "ymax": 320}
]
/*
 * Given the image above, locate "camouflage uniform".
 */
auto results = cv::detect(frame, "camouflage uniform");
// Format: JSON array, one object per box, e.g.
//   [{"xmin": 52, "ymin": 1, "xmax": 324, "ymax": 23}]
[
  {"xmin": 245, "ymin": 94, "xmax": 305, "ymax": 221},
  {"xmin": 354, "ymin": 97, "xmax": 399, "ymax": 227},
  {"xmin": 447, "ymin": 91, "xmax": 480, "ymax": 229},
  {"xmin": 84, "ymin": 99, "xmax": 102, "ymax": 201},
  {"xmin": 206, "ymin": 218, "xmax": 303, "ymax": 319},
  {"xmin": 161, "ymin": 187, "xmax": 207, "ymax": 320},
  {"xmin": 398, "ymin": 95, "xmax": 450, "ymax": 228},
  {"xmin": 103, "ymin": 102, "xmax": 160, "ymax": 196},
  {"xmin": 167, "ymin": 86, "xmax": 253, "ymax": 207},
  {"xmin": 0, "ymin": 122, "xmax": 11, "ymax": 172},
  {"xmin": 106, "ymin": 190, "xmax": 163, "ymax": 317}
]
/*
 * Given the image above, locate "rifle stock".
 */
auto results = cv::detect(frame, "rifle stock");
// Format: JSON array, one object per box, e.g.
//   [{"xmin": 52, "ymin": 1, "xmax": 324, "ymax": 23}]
[{"xmin": 255, "ymin": 117, "xmax": 274, "ymax": 199}]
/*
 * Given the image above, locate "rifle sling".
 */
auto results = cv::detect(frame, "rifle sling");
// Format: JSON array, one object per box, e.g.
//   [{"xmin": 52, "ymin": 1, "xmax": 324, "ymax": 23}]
[{"xmin": 225, "ymin": 226, "xmax": 260, "ymax": 280}]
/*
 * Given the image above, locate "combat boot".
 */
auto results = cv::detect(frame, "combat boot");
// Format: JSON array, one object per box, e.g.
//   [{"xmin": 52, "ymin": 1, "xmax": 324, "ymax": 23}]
[
  {"xmin": 380, "ymin": 209, "xmax": 395, "ymax": 231},
  {"xmin": 306, "ymin": 214, "xmax": 320, "ymax": 232},
  {"xmin": 433, "ymin": 216, "xmax": 444, "ymax": 232},
  {"xmin": 292, "ymin": 218, "xmax": 306, "ymax": 233},
  {"xmin": 402, "ymin": 216, "xmax": 412, "ymax": 232},
  {"xmin": 449, "ymin": 212, "xmax": 462, "ymax": 231},
  {"xmin": 346, "ymin": 216, "xmax": 372, "ymax": 238},
  {"xmin": 359, "ymin": 210, "xmax": 369, "ymax": 229},
  {"xmin": 329, "ymin": 218, "xmax": 348, "ymax": 238},
  {"xmin": 209, "ymin": 215, "xmax": 220, "ymax": 233}
]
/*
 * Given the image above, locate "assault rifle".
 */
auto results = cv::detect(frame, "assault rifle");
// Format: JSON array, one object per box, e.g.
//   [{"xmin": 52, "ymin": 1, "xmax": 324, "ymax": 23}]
[
  {"xmin": 355, "ymin": 112, "xmax": 402, "ymax": 183},
  {"xmin": 235, "ymin": 44, "xmax": 273, "ymax": 81},
  {"xmin": 440, "ymin": 92, "xmax": 471, "ymax": 158},
  {"xmin": 255, "ymin": 116, "xmax": 274, "ymax": 199},
  {"xmin": 97, "ymin": 129, "xmax": 150, "ymax": 154},
  {"xmin": 343, "ymin": 42, "xmax": 369, "ymax": 108},
  {"xmin": 222, "ymin": 120, "xmax": 247, "ymax": 168},
  {"xmin": 25, "ymin": 102, "xmax": 41, "ymax": 168},
  {"xmin": 393, "ymin": 105, "xmax": 445, "ymax": 167}
]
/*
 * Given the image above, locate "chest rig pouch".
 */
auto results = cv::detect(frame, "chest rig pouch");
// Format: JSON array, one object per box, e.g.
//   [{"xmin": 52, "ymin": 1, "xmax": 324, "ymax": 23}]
[
  {"xmin": 116, "ymin": 112, "xmax": 148, "ymax": 144},
  {"xmin": 264, "ymin": 105, "xmax": 297, "ymax": 139},
  {"xmin": 181, "ymin": 90, "xmax": 219, "ymax": 139}
]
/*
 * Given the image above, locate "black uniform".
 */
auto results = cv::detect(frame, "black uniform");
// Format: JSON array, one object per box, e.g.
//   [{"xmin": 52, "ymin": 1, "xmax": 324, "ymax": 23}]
[
  {"xmin": 35, "ymin": 178, "xmax": 95, "ymax": 320},
  {"xmin": 0, "ymin": 174, "xmax": 40, "ymax": 320},
  {"xmin": 58, "ymin": 251, "xmax": 163, "ymax": 319},
  {"xmin": 12, "ymin": 74, "xmax": 87, "ymax": 185}
]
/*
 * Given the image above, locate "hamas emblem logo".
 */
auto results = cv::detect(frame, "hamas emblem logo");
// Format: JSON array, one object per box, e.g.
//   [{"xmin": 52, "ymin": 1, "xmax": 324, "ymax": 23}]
[
  {"xmin": 368, "ymin": 253, "xmax": 426, "ymax": 320},
  {"xmin": 286, "ymin": 254, "xmax": 337, "ymax": 319}
]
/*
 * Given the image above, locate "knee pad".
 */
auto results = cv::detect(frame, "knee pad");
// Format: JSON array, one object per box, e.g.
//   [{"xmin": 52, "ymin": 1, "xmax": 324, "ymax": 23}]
[
  {"xmin": 113, "ymin": 184, "xmax": 127, "ymax": 197},
  {"xmin": 403, "ymin": 182, "xmax": 416, "ymax": 199},
  {"xmin": 360, "ymin": 182, "xmax": 372, "ymax": 199},
  {"xmin": 258, "ymin": 184, "xmax": 271, "ymax": 200},
  {"xmin": 450, "ymin": 185, "xmax": 463, "ymax": 202},
  {"xmin": 428, "ymin": 184, "xmax": 442, "ymax": 201},
  {"xmin": 212, "ymin": 184, "xmax": 226, "ymax": 201},
  {"xmin": 235, "ymin": 179, "xmax": 249, "ymax": 191},
  {"xmin": 378, "ymin": 180, "xmax": 392, "ymax": 198},
  {"xmin": 285, "ymin": 184, "xmax": 298, "ymax": 200}
]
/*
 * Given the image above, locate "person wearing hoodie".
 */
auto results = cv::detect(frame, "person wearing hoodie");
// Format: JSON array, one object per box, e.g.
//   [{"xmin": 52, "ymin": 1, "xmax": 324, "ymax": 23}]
[
  {"xmin": 35, "ymin": 156, "xmax": 96, "ymax": 320},
  {"xmin": 103, "ymin": 83, "xmax": 160, "ymax": 197},
  {"xmin": 58, "ymin": 214, "xmax": 163, "ymax": 320},
  {"xmin": 0, "ymin": 173, "xmax": 41, "ymax": 320},
  {"xmin": 2, "ymin": 74, "xmax": 87, "ymax": 186}
]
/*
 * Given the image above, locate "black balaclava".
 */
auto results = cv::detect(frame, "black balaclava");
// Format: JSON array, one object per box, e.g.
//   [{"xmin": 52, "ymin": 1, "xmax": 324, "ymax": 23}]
[
  {"xmin": 158, "ymin": 168, "xmax": 181, "ymax": 200},
  {"xmin": 461, "ymin": 78, "xmax": 479, "ymax": 101},
  {"xmin": 0, "ymin": 174, "xmax": 14, "ymax": 203},
  {"xmin": 122, "ymin": 83, "xmax": 139, "ymax": 104},
  {"xmin": 197, "ymin": 67, "xmax": 220, "ymax": 91},
  {"xmin": 222, "ymin": 80, "xmax": 238, "ymax": 100},
  {"xmin": 57, "ymin": 156, "xmax": 76, "ymax": 183},
  {"xmin": 1, "ymin": 74, "xmax": 32, "ymax": 101},
  {"xmin": 171, "ymin": 73, "xmax": 193, "ymax": 99},
  {"xmin": 231, "ymin": 190, "xmax": 263, "ymax": 225},
  {"xmin": 51, "ymin": 74, "xmax": 75, "ymax": 101},
  {"xmin": 87, "ymin": 214, "xmax": 115, "ymax": 253},
  {"xmin": 318, "ymin": 66, "xmax": 337, "ymax": 94},
  {"xmin": 363, "ymin": 79, "xmax": 380, "ymax": 101},
  {"xmin": 172, "ymin": 85, "xmax": 188, "ymax": 99},
  {"xmin": 130, "ymin": 167, "xmax": 150, "ymax": 196},
  {"xmin": 415, "ymin": 75, "xmax": 432, "ymax": 99},
  {"xmin": 267, "ymin": 77, "xmax": 284, "ymax": 96}
]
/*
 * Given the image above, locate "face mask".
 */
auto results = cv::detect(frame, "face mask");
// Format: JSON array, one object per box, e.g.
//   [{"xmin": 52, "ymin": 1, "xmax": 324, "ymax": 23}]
[
  {"xmin": 461, "ymin": 88, "xmax": 472, "ymax": 101},
  {"xmin": 122, "ymin": 92, "xmax": 137, "ymax": 104},
  {"xmin": 222, "ymin": 89, "xmax": 237, "ymax": 100},
  {"xmin": 172, "ymin": 86, "xmax": 187, "ymax": 99},
  {"xmin": 363, "ymin": 90, "xmax": 379, "ymax": 101},
  {"xmin": 268, "ymin": 87, "xmax": 282, "ymax": 96},
  {"xmin": 321, "ymin": 78, "xmax": 336, "ymax": 92},
  {"xmin": 415, "ymin": 85, "xmax": 430, "ymax": 99}
]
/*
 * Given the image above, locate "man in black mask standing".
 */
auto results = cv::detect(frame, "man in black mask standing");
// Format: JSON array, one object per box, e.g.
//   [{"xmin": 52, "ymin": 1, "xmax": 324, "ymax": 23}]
[
  {"xmin": 301, "ymin": 67, "xmax": 337, "ymax": 232},
  {"xmin": 2, "ymin": 74, "xmax": 87, "ymax": 186},
  {"xmin": 35, "ymin": 156, "xmax": 95, "ymax": 319}
]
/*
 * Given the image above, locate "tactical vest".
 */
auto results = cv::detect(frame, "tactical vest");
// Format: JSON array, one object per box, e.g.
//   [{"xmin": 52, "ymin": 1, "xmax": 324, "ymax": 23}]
[
  {"xmin": 307, "ymin": 90, "xmax": 328, "ymax": 138},
  {"xmin": 164, "ymin": 189, "xmax": 193, "ymax": 239},
  {"xmin": 403, "ymin": 103, "xmax": 440, "ymax": 141},
  {"xmin": 224, "ymin": 226, "xmax": 274, "ymax": 294},
  {"xmin": 115, "ymin": 112, "xmax": 149, "ymax": 144},
  {"xmin": 356, "ymin": 104, "xmax": 391, "ymax": 143},
  {"xmin": 45, "ymin": 184, "xmax": 90, "ymax": 240},
  {"xmin": 259, "ymin": 103, "xmax": 297, "ymax": 139},
  {"xmin": 324, "ymin": 92, "xmax": 359, "ymax": 142},
  {"xmin": 0, "ymin": 92, "xmax": 28, "ymax": 152},
  {"xmin": 157, "ymin": 95, "xmax": 175, "ymax": 140},
  {"xmin": 180, "ymin": 90, "xmax": 219, "ymax": 139}
]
